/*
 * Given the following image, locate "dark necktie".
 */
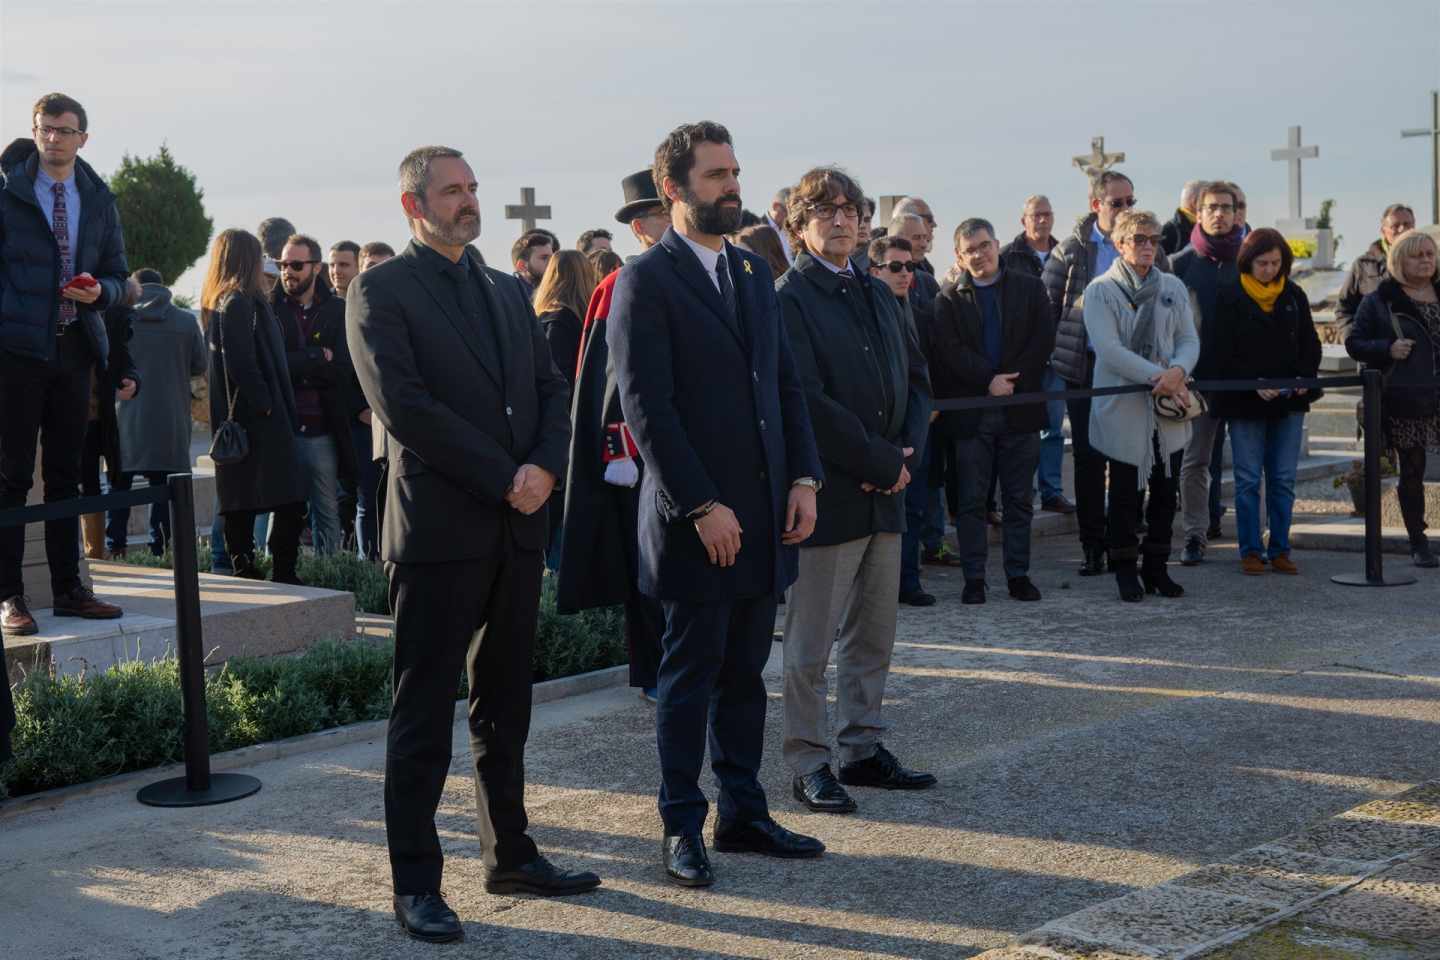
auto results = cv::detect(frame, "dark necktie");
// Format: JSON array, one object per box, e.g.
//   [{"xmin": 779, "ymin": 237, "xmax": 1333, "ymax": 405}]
[
  {"xmin": 715, "ymin": 252, "xmax": 738, "ymax": 321},
  {"xmin": 52, "ymin": 182, "xmax": 76, "ymax": 327}
]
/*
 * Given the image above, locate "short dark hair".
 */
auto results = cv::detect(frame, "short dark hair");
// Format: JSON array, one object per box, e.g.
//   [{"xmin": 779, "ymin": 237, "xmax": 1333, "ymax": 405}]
[
  {"xmin": 577, "ymin": 228, "xmax": 613, "ymax": 253},
  {"xmin": 862, "ymin": 196, "xmax": 877, "ymax": 218},
  {"xmin": 869, "ymin": 235, "xmax": 912, "ymax": 263},
  {"xmin": 652, "ymin": 121, "xmax": 733, "ymax": 213},
  {"xmin": 256, "ymin": 218, "xmax": 296, "ymax": 259},
  {"xmin": 511, "ymin": 230, "xmax": 553, "ymax": 265},
  {"xmin": 1237, "ymin": 227, "xmax": 1294, "ymax": 279},
  {"xmin": 132, "ymin": 267, "xmax": 164, "ymax": 285},
  {"xmin": 953, "ymin": 218, "xmax": 996, "ymax": 245},
  {"xmin": 360, "ymin": 241, "xmax": 395, "ymax": 259},
  {"xmin": 1198, "ymin": 180, "xmax": 1240, "ymax": 206},
  {"xmin": 588, "ymin": 248, "xmax": 624, "ymax": 276},
  {"xmin": 330, "ymin": 240, "xmax": 360, "ymax": 259},
  {"xmin": 32, "ymin": 92, "xmax": 88, "ymax": 132},
  {"xmin": 1382, "ymin": 203, "xmax": 1414, "ymax": 223},
  {"xmin": 784, "ymin": 166, "xmax": 864, "ymax": 254},
  {"xmin": 398, "ymin": 145, "xmax": 464, "ymax": 201},
  {"xmin": 284, "ymin": 233, "xmax": 323, "ymax": 262},
  {"xmin": 1089, "ymin": 170, "xmax": 1134, "ymax": 203}
]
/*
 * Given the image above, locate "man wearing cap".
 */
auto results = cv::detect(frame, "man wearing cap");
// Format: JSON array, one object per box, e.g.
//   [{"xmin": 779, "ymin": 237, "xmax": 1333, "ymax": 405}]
[{"xmin": 556, "ymin": 168, "xmax": 671, "ymax": 701}]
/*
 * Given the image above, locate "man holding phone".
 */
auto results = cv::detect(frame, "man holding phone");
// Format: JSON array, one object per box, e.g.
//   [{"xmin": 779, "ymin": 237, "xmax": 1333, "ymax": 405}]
[{"xmin": 0, "ymin": 93, "xmax": 132, "ymax": 636}]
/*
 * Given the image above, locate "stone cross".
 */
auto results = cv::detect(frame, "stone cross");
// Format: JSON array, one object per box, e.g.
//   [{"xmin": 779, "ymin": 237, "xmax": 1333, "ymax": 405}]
[
  {"xmin": 504, "ymin": 187, "xmax": 551, "ymax": 233},
  {"xmin": 1401, "ymin": 89, "xmax": 1440, "ymax": 225},
  {"xmin": 1072, "ymin": 136, "xmax": 1125, "ymax": 180},
  {"xmin": 1270, "ymin": 125, "xmax": 1319, "ymax": 228}
]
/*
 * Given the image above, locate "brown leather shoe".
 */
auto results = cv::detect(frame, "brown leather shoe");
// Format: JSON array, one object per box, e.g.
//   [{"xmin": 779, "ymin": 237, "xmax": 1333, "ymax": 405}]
[
  {"xmin": 1240, "ymin": 554, "xmax": 1266, "ymax": 576},
  {"xmin": 1, "ymin": 595, "xmax": 38, "ymax": 636},
  {"xmin": 1270, "ymin": 554, "xmax": 1299, "ymax": 575},
  {"xmin": 52, "ymin": 585, "xmax": 123, "ymax": 620}
]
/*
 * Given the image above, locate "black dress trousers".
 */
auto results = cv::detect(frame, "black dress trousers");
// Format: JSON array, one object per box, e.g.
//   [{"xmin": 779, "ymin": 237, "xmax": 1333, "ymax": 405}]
[{"xmin": 384, "ymin": 517, "xmax": 543, "ymax": 895}]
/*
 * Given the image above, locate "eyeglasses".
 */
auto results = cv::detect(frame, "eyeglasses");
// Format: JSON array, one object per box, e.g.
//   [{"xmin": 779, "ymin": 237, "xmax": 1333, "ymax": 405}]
[
  {"xmin": 809, "ymin": 202, "xmax": 860, "ymax": 222},
  {"xmin": 276, "ymin": 259, "xmax": 318, "ymax": 272},
  {"xmin": 1126, "ymin": 234, "xmax": 1163, "ymax": 248},
  {"xmin": 1104, "ymin": 196, "xmax": 1138, "ymax": 210},
  {"xmin": 876, "ymin": 260, "xmax": 917, "ymax": 274},
  {"xmin": 1202, "ymin": 203, "xmax": 1235, "ymax": 214},
  {"xmin": 35, "ymin": 124, "xmax": 82, "ymax": 139}
]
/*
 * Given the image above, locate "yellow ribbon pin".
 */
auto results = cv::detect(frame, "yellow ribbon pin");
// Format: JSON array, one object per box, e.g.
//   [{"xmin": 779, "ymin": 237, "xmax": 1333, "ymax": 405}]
[{"xmin": 742, "ymin": 260, "xmax": 753, "ymax": 275}]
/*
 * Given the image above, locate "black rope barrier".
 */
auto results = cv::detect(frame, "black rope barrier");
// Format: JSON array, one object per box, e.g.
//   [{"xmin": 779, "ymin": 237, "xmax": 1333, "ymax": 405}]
[
  {"xmin": 930, "ymin": 374, "xmax": 1367, "ymax": 412},
  {"xmin": 0, "ymin": 474, "xmax": 261, "ymax": 807}
]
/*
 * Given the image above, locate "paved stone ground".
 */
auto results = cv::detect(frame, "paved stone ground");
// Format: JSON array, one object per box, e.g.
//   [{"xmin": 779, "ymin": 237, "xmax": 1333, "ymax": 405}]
[{"xmin": 3, "ymin": 538, "xmax": 1440, "ymax": 959}]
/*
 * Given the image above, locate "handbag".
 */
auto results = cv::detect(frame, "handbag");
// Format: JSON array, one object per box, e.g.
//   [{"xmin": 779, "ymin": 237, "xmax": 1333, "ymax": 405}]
[
  {"xmin": 1153, "ymin": 383, "xmax": 1208, "ymax": 423},
  {"xmin": 207, "ymin": 303, "xmax": 251, "ymax": 465}
]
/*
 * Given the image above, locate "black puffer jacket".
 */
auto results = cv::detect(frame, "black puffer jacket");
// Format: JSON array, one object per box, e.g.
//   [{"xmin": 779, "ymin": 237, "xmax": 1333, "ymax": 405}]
[
  {"xmin": 1160, "ymin": 208, "xmax": 1196, "ymax": 256},
  {"xmin": 998, "ymin": 231, "xmax": 1056, "ymax": 280},
  {"xmin": 1335, "ymin": 240, "xmax": 1389, "ymax": 335},
  {"xmin": 1346, "ymin": 277, "xmax": 1440, "ymax": 421},
  {"xmin": 1170, "ymin": 243, "xmax": 1240, "ymax": 381},
  {"xmin": 1043, "ymin": 213, "xmax": 1171, "ymax": 384},
  {"xmin": 0, "ymin": 138, "xmax": 129, "ymax": 367},
  {"xmin": 1209, "ymin": 279, "xmax": 1321, "ymax": 420}
]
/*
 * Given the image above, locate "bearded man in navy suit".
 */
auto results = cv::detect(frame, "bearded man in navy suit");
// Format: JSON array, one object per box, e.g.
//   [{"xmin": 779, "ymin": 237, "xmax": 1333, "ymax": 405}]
[{"xmin": 608, "ymin": 122, "xmax": 825, "ymax": 888}]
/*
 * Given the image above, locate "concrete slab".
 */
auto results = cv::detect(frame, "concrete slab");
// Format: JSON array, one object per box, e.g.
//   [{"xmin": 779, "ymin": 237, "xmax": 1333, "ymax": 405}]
[
  {"xmin": 4, "ymin": 560, "xmax": 355, "ymax": 682},
  {"xmin": 1297, "ymin": 857, "xmax": 1440, "ymax": 947}
]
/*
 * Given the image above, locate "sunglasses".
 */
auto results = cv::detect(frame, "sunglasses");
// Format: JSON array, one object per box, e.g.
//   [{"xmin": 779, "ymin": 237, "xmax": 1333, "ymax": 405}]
[
  {"xmin": 1104, "ymin": 196, "xmax": 1138, "ymax": 210},
  {"xmin": 876, "ymin": 260, "xmax": 918, "ymax": 274},
  {"xmin": 1127, "ymin": 234, "xmax": 1163, "ymax": 248},
  {"xmin": 276, "ymin": 259, "xmax": 319, "ymax": 272}
]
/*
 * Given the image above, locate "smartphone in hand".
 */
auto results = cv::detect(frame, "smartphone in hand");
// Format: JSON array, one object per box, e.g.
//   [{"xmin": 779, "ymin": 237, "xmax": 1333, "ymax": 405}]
[{"xmin": 60, "ymin": 274, "xmax": 99, "ymax": 294}]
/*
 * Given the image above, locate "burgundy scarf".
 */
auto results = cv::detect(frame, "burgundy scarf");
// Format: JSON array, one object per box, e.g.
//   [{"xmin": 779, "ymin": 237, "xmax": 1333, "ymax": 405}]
[{"xmin": 1189, "ymin": 222, "xmax": 1244, "ymax": 262}]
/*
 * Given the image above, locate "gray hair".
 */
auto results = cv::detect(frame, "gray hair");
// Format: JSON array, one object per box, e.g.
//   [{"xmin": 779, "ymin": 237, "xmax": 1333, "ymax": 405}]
[
  {"xmin": 772, "ymin": 186, "xmax": 791, "ymax": 205},
  {"xmin": 954, "ymin": 218, "xmax": 995, "ymax": 245},
  {"xmin": 398, "ymin": 145, "xmax": 465, "ymax": 201},
  {"xmin": 893, "ymin": 196, "xmax": 931, "ymax": 220},
  {"xmin": 1022, "ymin": 194, "xmax": 1051, "ymax": 213},
  {"xmin": 1179, "ymin": 180, "xmax": 1205, "ymax": 210},
  {"xmin": 889, "ymin": 212, "xmax": 926, "ymax": 235}
]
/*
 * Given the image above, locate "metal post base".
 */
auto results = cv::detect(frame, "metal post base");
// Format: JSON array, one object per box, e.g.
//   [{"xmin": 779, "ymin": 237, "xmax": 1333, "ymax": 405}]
[
  {"xmin": 137, "ymin": 773, "xmax": 262, "ymax": 808},
  {"xmin": 1331, "ymin": 572, "xmax": 1419, "ymax": 587}
]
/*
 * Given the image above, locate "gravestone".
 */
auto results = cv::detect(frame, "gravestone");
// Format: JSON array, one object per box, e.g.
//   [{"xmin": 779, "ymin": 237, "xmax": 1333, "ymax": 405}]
[
  {"xmin": 504, "ymin": 187, "xmax": 551, "ymax": 233},
  {"xmin": 878, "ymin": 195, "xmax": 906, "ymax": 226}
]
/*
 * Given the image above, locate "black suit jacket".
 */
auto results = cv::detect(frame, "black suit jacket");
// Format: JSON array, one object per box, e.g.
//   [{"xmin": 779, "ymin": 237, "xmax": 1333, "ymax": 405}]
[
  {"xmin": 346, "ymin": 240, "xmax": 571, "ymax": 563},
  {"xmin": 608, "ymin": 228, "xmax": 823, "ymax": 602},
  {"xmin": 776, "ymin": 253, "xmax": 930, "ymax": 547}
]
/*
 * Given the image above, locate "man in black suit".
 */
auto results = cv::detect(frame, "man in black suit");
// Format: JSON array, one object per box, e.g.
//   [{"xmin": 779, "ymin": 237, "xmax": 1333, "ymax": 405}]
[
  {"xmin": 608, "ymin": 122, "xmax": 826, "ymax": 889},
  {"xmin": 347, "ymin": 145, "xmax": 599, "ymax": 945}
]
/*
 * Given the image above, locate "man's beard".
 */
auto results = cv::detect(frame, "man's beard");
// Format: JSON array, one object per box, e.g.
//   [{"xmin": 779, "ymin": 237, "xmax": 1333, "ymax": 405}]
[
  {"xmin": 526, "ymin": 263, "xmax": 545, "ymax": 284},
  {"xmin": 423, "ymin": 204, "xmax": 481, "ymax": 247},
  {"xmin": 283, "ymin": 273, "xmax": 315, "ymax": 298},
  {"xmin": 681, "ymin": 188, "xmax": 742, "ymax": 236}
]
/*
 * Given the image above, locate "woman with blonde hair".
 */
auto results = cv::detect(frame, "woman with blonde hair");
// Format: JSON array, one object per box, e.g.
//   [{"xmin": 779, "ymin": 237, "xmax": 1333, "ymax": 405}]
[
  {"xmin": 1346, "ymin": 228, "xmax": 1440, "ymax": 566},
  {"xmin": 1083, "ymin": 209, "xmax": 1200, "ymax": 601},
  {"xmin": 202, "ymin": 229, "xmax": 307, "ymax": 582},
  {"xmin": 533, "ymin": 249, "xmax": 598, "ymax": 389}
]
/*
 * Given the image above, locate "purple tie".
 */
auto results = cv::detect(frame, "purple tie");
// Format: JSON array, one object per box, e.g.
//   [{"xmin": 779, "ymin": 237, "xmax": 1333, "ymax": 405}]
[{"xmin": 52, "ymin": 182, "xmax": 77, "ymax": 327}]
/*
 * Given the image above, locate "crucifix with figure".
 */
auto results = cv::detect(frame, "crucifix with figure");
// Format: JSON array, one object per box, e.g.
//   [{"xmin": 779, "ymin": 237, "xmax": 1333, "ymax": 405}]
[
  {"xmin": 1271, "ymin": 125, "xmax": 1319, "ymax": 231},
  {"xmin": 1072, "ymin": 136, "xmax": 1124, "ymax": 180},
  {"xmin": 504, "ymin": 187, "xmax": 551, "ymax": 233}
]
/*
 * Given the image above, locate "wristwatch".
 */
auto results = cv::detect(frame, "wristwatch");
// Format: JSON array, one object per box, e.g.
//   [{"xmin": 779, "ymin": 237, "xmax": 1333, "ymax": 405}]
[{"xmin": 792, "ymin": 476, "xmax": 822, "ymax": 493}]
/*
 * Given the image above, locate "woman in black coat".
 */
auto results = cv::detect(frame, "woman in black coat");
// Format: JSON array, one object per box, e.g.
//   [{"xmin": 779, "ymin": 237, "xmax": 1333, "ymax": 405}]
[
  {"xmin": 202, "ymin": 229, "xmax": 307, "ymax": 583},
  {"xmin": 1345, "ymin": 229, "xmax": 1440, "ymax": 567},
  {"xmin": 1210, "ymin": 229, "xmax": 1321, "ymax": 575}
]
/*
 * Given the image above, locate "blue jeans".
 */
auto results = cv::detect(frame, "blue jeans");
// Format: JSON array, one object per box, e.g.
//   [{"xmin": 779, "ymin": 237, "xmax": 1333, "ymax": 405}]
[
  {"xmin": 1037, "ymin": 366, "xmax": 1066, "ymax": 502},
  {"xmin": 106, "ymin": 471, "xmax": 170, "ymax": 555},
  {"xmin": 1228, "ymin": 414, "xmax": 1304, "ymax": 559},
  {"xmin": 296, "ymin": 433, "xmax": 341, "ymax": 555},
  {"xmin": 901, "ymin": 432, "xmax": 934, "ymax": 594},
  {"xmin": 351, "ymin": 422, "xmax": 380, "ymax": 560}
]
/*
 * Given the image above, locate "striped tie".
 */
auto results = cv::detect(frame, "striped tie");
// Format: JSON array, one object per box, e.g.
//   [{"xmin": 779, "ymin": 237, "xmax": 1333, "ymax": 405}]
[{"xmin": 52, "ymin": 182, "xmax": 77, "ymax": 328}]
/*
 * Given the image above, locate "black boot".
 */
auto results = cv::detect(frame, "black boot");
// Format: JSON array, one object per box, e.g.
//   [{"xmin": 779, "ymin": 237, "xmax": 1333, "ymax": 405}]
[
  {"xmin": 1412, "ymin": 536, "xmax": 1439, "ymax": 569},
  {"xmin": 270, "ymin": 548, "xmax": 303, "ymax": 586},
  {"xmin": 1078, "ymin": 545, "xmax": 1107, "ymax": 576},
  {"xmin": 1141, "ymin": 554, "xmax": 1184, "ymax": 597},
  {"xmin": 231, "ymin": 554, "xmax": 264, "ymax": 581},
  {"xmin": 1112, "ymin": 555, "xmax": 1143, "ymax": 602}
]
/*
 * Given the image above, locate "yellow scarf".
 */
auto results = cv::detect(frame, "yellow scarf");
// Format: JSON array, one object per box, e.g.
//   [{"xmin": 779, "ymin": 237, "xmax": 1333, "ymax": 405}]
[{"xmin": 1241, "ymin": 273, "xmax": 1284, "ymax": 314}]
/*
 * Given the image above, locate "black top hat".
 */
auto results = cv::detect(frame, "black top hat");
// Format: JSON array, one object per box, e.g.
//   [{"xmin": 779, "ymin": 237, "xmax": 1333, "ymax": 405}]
[{"xmin": 615, "ymin": 168, "xmax": 664, "ymax": 224}]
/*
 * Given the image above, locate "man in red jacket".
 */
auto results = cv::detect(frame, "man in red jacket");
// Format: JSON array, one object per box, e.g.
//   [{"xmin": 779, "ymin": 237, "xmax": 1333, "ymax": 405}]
[{"xmin": 556, "ymin": 168, "xmax": 670, "ymax": 700}]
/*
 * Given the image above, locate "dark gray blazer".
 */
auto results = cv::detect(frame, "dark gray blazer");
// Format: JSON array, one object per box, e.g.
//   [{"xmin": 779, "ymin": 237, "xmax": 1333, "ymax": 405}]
[{"xmin": 346, "ymin": 240, "xmax": 571, "ymax": 563}]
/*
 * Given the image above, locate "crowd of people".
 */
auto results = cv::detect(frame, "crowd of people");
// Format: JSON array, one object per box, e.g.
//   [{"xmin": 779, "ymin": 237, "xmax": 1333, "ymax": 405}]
[{"xmin": 3, "ymin": 94, "xmax": 1440, "ymax": 942}]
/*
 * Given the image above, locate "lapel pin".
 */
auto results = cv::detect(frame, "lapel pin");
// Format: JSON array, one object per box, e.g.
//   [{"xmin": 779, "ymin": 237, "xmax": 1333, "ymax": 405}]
[{"xmin": 742, "ymin": 261, "xmax": 753, "ymax": 275}]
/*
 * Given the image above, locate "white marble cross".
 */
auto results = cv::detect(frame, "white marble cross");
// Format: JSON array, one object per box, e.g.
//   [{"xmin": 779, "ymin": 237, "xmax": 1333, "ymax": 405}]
[
  {"xmin": 1270, "ymin": 126, "xmax": 1319, "ymax": 227},
  {"xmin": 1401, "ymin": 89, "xmax": 1439, "ymax": 225},
  {"xmin": 504, "ymin": 187, "xmax": 551, "ymax": 232}
]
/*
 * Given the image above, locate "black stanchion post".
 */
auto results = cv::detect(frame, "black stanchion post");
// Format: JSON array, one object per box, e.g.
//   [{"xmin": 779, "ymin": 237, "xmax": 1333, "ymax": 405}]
[
  {"xmin": 137, "ymin": 474, "xmax": 262, "ymax": 807},
  {"xmin": 1332, "ymin": 369, "xmax": 1416, "ymax": 587}
]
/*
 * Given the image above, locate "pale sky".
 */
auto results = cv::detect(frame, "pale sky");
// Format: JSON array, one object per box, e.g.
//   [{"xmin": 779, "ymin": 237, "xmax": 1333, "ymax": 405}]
[{"xmin": 3, "ymin": 0, "xmax": 1438, "ymax": 297}]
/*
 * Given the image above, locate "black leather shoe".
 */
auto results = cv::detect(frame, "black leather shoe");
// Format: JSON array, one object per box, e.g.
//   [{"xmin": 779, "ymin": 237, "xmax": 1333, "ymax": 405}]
[
  {"xmin": 792, "ymin": 764, "xmax": 857, "ymax": 813},
  {"xmin": 961, "ymin": 580, "xmax": 986, "ymax": 604},
  {"xmin": 898, "ymin": 589, "xmax": 937, "ymax": 607},
  {"xmin": 485, "ymin": 855, "xmax": 601, "ymax": 896},
  {"xmin": 838, "ymin": 743, "xmax": 937, "ymax": 790},
  {"xmin": 1007, "ymin": 576, "xmax": 1041, "ymax": 601},
  {"xmin": 1180, "ymin": 536, "xmax": 1205, "ymax": 566},
  {"xmin": 1078, "ymin": 546, "xmax": 1107, "ymax": 576},
  {"xmin": 393, "ymin": 893, "xmax": 463, "ymax": 943},
  {"xmin": 1206, "ymin": 522, "xmax": 1224, "ymax": 541},
  {"xmin": 663, "ymin": 834, "xmax": 715, "ymax": 887},
  {"xmin": 1413, "ymin": 540, "xmax": 1440, "ymax": 568},
  {"xmin": 713, "ymin": 818, "xmax": 824, "ymax": 859}
]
